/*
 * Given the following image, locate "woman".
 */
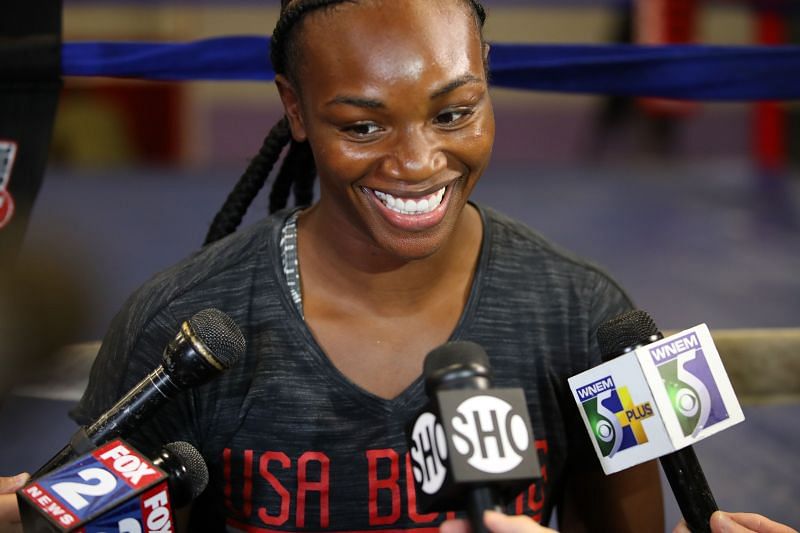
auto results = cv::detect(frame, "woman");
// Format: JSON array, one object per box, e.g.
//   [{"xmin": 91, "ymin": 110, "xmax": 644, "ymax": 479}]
[
  {"xmin": 1, "ymin": 1, "xmax": 791, "ymax": 532},
  {"xmin": 75, "ymin": 1, "xmax": 663, "ymax": 530}
]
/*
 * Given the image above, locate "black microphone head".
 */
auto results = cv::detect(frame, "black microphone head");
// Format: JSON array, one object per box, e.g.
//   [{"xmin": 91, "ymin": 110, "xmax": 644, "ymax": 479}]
[
  {"xmin": 155, "ymin": 441, "xmax": 209, "ymax": 507},
  {"xmin": 162, "ymin": 308, "xmax": 245, "ymax": 389},
  {"xmin": 597, "ymin": 309, "xmax": 662, "ymax": 360},
  {"xmin": 187, "ymin": 308, "xmax": 246, "ymax": 370},
  {"xmin": 423, "ymin": 341, "xmax": 492, "ymax": 394}
]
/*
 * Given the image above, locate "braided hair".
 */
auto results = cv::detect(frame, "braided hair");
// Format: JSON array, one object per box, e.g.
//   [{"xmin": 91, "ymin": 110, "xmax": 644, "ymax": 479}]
[{"xmin": 204, "ymin": 0, "xmax": 487, "ymax": 245}]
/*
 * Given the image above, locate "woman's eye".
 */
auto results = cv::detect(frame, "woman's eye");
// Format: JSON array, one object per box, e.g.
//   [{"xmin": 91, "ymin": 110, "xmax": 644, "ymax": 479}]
[
  {"xmin": 343, "ymin": 123, "xmax": 381, "ymax": 138},
  {"xmin": 435, "ymin": 109, "xmax": 473, "ymax": 126}
]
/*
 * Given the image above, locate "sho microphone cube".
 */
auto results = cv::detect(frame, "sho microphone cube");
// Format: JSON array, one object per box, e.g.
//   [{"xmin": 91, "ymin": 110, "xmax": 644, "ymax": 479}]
[
  {"xmin": 568, "ymin": 323, "xmax": 745, "ymax": 474},
  {"xmin": 17, "ymin": 439, "xmax": 174, "ymax": 532},
  {"xmin": 406, "ymin": 388, "xmax": 540, "ymax": 513}
]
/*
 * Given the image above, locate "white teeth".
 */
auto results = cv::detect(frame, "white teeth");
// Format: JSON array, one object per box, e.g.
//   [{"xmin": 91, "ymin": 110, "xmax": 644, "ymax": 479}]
[{"xmin": 372, "ymin": 187, "xmax": 446, "ymax": 215}]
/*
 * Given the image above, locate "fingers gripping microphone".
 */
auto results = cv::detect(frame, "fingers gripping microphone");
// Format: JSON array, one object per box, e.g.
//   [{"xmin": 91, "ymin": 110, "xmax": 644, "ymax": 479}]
[
  {"xmin": 407, "ymin": 341, "xmax": 540, "ymax": 533},
  {"xmin": 34, "ymin": 308, "xmax": 246, "ymax": 478},
  {"xmin": 18, "ymin": 440, "xmax": 209, "ymax": 532},
  {"xmin": 596, "ymin": 310, "xmax": 718, "ymax": 533}
]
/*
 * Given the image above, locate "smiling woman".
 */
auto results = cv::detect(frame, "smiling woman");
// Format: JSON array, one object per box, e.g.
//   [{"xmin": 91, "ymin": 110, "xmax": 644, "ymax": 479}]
[{"xmin": 38, "ymin": 0, "xmax": 668, "ymax": 532}]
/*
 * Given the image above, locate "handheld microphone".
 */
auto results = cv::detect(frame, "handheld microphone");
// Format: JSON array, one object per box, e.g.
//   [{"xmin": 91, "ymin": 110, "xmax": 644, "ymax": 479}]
[
  {"xmin": 406, "ymin": 341, "xmax": 539, "ymax": 533},
  {"xmin": 18, "ymin": 439, "xmax": 209, "ymax": 532},
  {"xmin": 597, "ymin": 310, "xmax": 716, "ymax": 533},
  {"xmin": 568, "ymin": 310, "xmax": 744, "ymax": 533},
  {"xmin": 34, "ymin": 308, "xmax": 246, "ymax": 478}
]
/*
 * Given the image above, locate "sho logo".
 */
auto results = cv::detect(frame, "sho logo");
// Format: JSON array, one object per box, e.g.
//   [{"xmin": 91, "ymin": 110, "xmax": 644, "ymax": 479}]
[
  {"xmin": 650, "ymin": 332, "xmax": 728, "ymax": 436},
  {"xmin": 576, "ymin": 376, "xmax": 653, "ymax": 458},
  {"xmin": 409, "ymin": 412, "xmax": 448, "ymax": 495},
  {"xmin": 0, "ymin": 140, "xmax": 17, "ymax": 229},
  {"xmin": 449, "ymin": 395, "xmax": 530, "ymax": 474}
]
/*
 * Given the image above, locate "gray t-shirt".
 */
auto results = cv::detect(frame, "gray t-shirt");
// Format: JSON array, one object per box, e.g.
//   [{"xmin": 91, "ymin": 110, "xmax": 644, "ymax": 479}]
[{"xmin": 73, "ymin": 204, "xmax": 632, "ymax": 531}]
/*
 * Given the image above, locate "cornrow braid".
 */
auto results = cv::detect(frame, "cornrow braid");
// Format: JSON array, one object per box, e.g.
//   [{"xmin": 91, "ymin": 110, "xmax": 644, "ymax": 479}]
[
  {"xmin": 204, "ymin": 117, "xmax": 291, "ymax": 245},
  {"xmin": 271, "ymin": 0, "xmax": 358, "ymax": 79},
  {"xmin": 268, "ymin": 139, "xmax": 316, "ymax": 213}
]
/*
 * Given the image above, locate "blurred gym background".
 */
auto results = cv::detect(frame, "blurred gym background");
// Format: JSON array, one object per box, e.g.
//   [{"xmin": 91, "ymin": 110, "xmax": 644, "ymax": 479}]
[{"xmin": 1, "ymin": 0, "xmax": 798, "ymax": 530}]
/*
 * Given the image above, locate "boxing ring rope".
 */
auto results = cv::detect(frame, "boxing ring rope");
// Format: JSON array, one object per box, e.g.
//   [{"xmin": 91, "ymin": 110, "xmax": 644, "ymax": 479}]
[
  {"xmin": 53, "ymin": 38, "xmax": 800, "ymax": 406},
  {"xmin": 62, "ymin": 37, "xmax": 800, "ymax": 100}
]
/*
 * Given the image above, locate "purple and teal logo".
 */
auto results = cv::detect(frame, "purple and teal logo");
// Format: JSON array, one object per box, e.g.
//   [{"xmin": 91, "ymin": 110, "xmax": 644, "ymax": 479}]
[
  {"xmin": 575, "ymin": 376, "xmax": 653, "ymax": 458},
  {"xmin": 649, "ymin": 332, "xmax": 729, "ymax": 436}
]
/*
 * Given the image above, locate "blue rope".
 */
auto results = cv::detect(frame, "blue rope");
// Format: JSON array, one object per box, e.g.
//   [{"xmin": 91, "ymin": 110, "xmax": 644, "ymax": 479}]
[{"xmin": 62, "ymin": 36, "xmax": 800, "ymax": 101}]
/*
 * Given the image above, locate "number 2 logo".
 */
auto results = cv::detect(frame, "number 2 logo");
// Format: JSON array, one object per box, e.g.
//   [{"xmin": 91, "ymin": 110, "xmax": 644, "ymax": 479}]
[{"xmin": 50, "ymin": 467, "xmax": 118, "ymax": 510}]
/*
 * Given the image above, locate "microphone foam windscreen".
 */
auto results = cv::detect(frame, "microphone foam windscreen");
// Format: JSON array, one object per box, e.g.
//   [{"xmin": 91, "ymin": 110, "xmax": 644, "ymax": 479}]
[
  {"xmin": 423, "ymin": 340, "xmax": 490, "ymax": 379},
  {"xmin": 188, "ymin": 308, "xmax": 246, "ymax": 369},
  {"xmin": 165, "ymin": 441, "xmax": 209, "ymax": 499},
  {"xmin": 597, "ymin": 309, "xmax": 659, "ymax": 359}
]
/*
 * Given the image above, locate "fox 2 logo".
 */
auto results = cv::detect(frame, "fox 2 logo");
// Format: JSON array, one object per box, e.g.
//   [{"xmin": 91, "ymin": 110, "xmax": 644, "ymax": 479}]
[{"xmin": 576, "ymin": 376, "xmax": 654, "ymax": 458}]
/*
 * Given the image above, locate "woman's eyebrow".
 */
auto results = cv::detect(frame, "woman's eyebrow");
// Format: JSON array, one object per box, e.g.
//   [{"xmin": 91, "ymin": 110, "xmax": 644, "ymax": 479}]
[
  {"xmin": 326, "ymin": 96, "xmax": 385, "ymax": 109},
  {"xmin": 430, "ymin": 74, "xmax": 483, "ymax": 99},
  {"xmin": 325, "ymin": 74, "xmax": 484, "ymax": 109}
]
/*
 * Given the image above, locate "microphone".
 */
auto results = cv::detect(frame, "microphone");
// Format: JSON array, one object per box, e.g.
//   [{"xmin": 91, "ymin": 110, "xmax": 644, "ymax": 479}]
[
  {"xmin": 597, "ymin": 310, "xmax": 716, "ymax": 533},
  {"xmin": 17, "ymin": 439, "xmax": 209, "ymax": 532},
  {"xmin": 406, "ymin": 341, "xmax": 540, "ymax": 533},
  {"xmin": 568, "ymin": 310, "xmax": 744, "ymax": 533},
  {"xmin": 34, "ymin": 308, "xmax": 246, "ymax": 478}
]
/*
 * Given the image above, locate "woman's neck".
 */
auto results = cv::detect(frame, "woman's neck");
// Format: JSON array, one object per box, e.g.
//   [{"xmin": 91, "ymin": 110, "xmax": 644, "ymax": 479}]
[{"xmin": 296, "ymin": 202, "xmax": 483, "ymax": 313}]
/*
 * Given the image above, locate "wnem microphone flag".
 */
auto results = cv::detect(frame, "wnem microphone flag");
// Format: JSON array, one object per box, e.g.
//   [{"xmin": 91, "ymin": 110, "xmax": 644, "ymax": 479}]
[
  {"xmin": 568, "ymin": 324, "xmax": 744, "ymax": 475},
  {"xmin": 0, "ymin": 0, "xmax": 62, "ymax": 263}
]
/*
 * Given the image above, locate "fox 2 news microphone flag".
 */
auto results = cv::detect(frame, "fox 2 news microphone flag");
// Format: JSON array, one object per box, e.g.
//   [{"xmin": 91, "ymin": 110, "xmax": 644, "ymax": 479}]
[
  {"xmin": 17, "ymin": 439, "xmax": 176, "ymax": 532},
  {"xmin": 0, "ymin": 0, "xmax": 61, "ymax": 264},
  {"xmin": 568, "ymin": 324, "xmax": 745, "ymax": 475}
]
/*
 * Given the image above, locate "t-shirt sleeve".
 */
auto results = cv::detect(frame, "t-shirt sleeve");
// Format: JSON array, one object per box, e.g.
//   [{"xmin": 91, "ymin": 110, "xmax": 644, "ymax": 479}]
[
  {"xmin": 70, "ymin": 300, "xmax": 201, "ymax": 456},
  {"xmin": 586, "ymin": 268, "xmax": 635, "ymax": 367},
  {"xmin": 563, "ymin": 268, "xmax": 634, "ymax": 472}
]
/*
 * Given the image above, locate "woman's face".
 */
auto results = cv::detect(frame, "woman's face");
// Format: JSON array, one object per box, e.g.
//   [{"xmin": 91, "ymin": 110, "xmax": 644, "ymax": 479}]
[{"xmin": 278, "ymin": 0, "xmax": 494, "ymax": 261}]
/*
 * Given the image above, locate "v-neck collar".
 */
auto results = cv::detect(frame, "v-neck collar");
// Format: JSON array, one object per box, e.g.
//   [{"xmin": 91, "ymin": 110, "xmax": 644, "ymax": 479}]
[{"xmin": 268, "ymin": 203, "xmax": 492, "ymax": 415}]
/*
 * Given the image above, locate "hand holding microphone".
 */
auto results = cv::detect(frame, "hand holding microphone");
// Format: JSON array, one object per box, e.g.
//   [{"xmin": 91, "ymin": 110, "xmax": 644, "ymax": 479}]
[
  {"xmin": 675, "ymin": 512, "xmax": 798, "ymax": 533},
  {"xmin": 438, "ymin": 510, "xmax": 795, "ymax": 533},
  {"xmin": 0, "ymin": 473, "xmax": 28, "ymax": 530},
  {"xmin": 440, "ymin": 510, "xmax": 557, "ymax": 533}
]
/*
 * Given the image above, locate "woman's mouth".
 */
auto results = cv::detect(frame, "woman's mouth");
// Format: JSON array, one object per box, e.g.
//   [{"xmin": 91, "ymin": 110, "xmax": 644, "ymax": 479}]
[
  {"xmin": 372, "ymin": 186, "xmax": 446, "ymax": 215},
  {"xmin": 362, "ymin": 184, "xmax": 453, "ymax": 231}
]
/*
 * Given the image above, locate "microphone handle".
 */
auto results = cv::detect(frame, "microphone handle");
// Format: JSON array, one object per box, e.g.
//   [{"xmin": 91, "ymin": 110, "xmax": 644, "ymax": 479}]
[
  {"xmin": 659, "ymin": 446, "xmax": 718, "ymax": 533},
  {"xmin": 32, "ymin": 366, "xmax": 179, "ymax": 478},
  {"xmin": 467, "ymin": 486, "xmax": 503, "ymax": 533},
  {"xmin": 31, "ymin": 427, "xmax": 93, "ymax": 479}
]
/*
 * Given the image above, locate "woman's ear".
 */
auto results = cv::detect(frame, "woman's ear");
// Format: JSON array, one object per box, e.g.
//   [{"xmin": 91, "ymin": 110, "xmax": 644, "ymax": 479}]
[{"xmin": 275, "ymin": 74, "xmax": 308, "ymax": 142}]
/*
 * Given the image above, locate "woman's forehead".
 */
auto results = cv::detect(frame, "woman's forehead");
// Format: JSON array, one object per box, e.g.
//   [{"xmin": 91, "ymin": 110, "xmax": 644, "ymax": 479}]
[
  {"xmin": 288, "ymin": 0, "xmax": 481, "ymax": 60},
  {"xmin": 293, "ymin": 0, "xmax": 483, "ymax": 85}
]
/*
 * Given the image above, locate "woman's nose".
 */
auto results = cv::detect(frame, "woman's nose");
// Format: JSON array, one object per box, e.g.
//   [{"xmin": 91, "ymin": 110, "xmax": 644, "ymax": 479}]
[{"xmin": 379, "ymin": 127, "xmax": 447, "ymax": 182}]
